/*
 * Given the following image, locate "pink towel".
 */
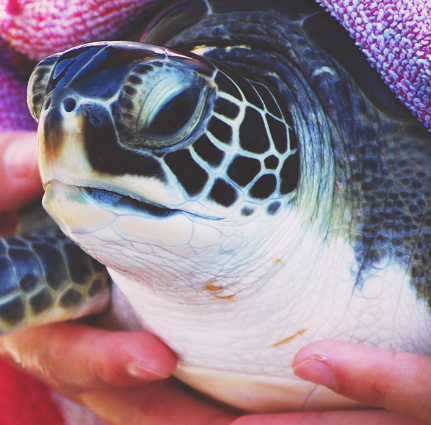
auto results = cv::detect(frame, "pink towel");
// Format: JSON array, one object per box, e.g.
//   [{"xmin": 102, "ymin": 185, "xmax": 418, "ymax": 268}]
[{"xmin": 0, "ymin": 0, "xmax": 159, "ymax": 130}]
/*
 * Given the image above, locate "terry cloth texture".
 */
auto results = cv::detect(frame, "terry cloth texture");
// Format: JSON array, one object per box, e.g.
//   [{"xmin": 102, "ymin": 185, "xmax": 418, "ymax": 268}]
[{"xmin": 318, "ymin": 0, "xmax": 431, "ymax": 128}]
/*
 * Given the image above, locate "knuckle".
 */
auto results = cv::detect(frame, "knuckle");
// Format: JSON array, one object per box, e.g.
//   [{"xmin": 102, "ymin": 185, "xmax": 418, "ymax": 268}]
[{"xmin": 366, "ymin": 378, "xmax": 388, "ymax": 406}]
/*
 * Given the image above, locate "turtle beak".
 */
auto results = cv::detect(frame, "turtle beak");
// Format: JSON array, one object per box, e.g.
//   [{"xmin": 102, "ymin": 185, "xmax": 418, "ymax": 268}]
[{"xmin": 37, "ymin": 87, "xmax": 91, "ymax": 187}]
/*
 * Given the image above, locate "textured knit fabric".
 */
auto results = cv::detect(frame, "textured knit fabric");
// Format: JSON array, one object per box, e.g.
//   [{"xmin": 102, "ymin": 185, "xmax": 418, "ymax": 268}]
[
  {"xmin": 0, "ymin": 0, "xmax": 158, "ymax": 60},
  {"xmin": 0, "ymin": 1, "xmax": 430, "ymax": 424},
  {"xmin": 318, "ymin": 0, "xmax": 431, "ymax": 128},
  {"xmin": 0, "ymin": 65, "xmax": 35, "ymax": 131}
]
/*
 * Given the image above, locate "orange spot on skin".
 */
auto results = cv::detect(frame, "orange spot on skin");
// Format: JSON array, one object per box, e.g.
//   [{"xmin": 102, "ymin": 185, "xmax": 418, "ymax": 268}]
[
  {"xmin": 214, "ymin": 294, "xmax": 235, "ymax": 301},
  {"xmin": 273, "ymin": 329, "xmax": 307, "ymax": 347},
  {"xmin": 204, "ymin": 283, "xmax": 234, "ymax": 300},
  {"xmin": 205, "ymin": 283, "xmax": 224, "ymax": 292}
]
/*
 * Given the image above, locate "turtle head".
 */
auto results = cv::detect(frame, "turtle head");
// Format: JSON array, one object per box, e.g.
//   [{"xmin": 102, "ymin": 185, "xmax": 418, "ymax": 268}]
[{"xmin": 28, "ymin": 41, "xmax": 302, "ymax": 295}]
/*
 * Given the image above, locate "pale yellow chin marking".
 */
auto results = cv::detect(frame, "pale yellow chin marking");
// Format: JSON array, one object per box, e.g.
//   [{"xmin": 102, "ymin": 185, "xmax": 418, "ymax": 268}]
[
  {"xmin": 43, "ymin": 182, "xmax": 117, "ymax": 234},
  {"xmin": 189, "ymin": 222, "xmax": 221, "ymax": 248},
  {"xmin": 113, "ymin": 214, "xmax": 193, "ymax": 246}
]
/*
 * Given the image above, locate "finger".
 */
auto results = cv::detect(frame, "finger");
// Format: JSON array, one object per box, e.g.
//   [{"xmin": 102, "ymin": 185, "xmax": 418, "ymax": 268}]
[
  {"xmin": 292, "ymin": 340, "xmax": 431, "ymax": 424},
  {"xmin": 78, "ymin": 379, "xmax": 238, "ymax": 425},
  {"xmin": 232, "ymin": 410, "xmax": 427, "ymax": 425},
  {"xmin": 0, "ymin": 322, "xmax": 177, "ymax": 394},
  {"xmin": 0, "ymin": 131, "xmax": 43, "ymax": 211}
]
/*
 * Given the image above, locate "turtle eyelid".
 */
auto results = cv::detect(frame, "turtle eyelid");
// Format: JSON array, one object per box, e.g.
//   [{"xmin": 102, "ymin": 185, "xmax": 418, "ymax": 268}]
[
  {"xmin": 27, "ymin": 54, "xmax": 61, "ymax": 121},
  {"xmin": 116, "ymin": 59, "xmax": 214, "ymax": 151}
]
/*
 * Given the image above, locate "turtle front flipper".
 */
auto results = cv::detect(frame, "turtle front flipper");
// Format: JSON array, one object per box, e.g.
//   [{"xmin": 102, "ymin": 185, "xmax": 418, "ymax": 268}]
[{"xmin": 0, "ymin": 228, "xmax": 111, "ymax": 334}]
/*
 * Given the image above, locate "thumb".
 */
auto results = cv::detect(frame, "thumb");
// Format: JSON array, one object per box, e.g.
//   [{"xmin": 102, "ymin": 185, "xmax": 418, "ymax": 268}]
[{"xmin": 292, "ymin": 340, "xmax": 431, "ymax": 424}]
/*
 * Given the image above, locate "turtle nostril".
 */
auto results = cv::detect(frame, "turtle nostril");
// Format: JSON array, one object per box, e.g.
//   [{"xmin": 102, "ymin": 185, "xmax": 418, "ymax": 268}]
[{"xmin": 63, "ymin": 97, "xmax": 77, "ymax": 112}]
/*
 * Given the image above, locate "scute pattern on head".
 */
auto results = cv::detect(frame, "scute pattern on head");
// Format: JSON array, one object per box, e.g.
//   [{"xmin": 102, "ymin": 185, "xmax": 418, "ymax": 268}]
[
  {"xmin": 31, "ymin": 40, "xmax": 300, "ymax": 217},
  {"xmin": 160, "ymin": 67, "xmax": 299, "ymax": 211},
  {"xmin": 158, "ymin": 4, "xmax": 431, "ymax": 305}
]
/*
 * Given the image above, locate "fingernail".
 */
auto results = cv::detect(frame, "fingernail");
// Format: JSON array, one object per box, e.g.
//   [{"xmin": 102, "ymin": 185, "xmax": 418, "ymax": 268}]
[
  {"xmin": 126, "ymin": 359, "xmax": 171, "ymax": 381},
  {"xmin": 293, "ymin": 356, "xmax": 338, "ymax": 390},
  {"xmin": 4, "ymin": 133, "xmax": 38, "ymax": 179}
]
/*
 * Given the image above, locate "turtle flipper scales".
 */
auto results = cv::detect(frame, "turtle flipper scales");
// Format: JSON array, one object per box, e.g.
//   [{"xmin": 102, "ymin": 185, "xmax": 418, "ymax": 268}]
[{"xmin": 0, "ymin": 228, "xmax": 110, "ymax": 334}]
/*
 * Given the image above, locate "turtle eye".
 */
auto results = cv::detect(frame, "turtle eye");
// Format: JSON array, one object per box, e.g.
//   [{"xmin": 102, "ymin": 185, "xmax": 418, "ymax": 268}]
[
  {"xmin": 27, "ymin": 54, "xmax": 60, "ymax": 121},
  {"xmin": 117, "ymin": 60, "xmax": 213, "ymax": 150},
  {"xmin": 148, "ymin": 87, "xmax": 201, "ymax": 137}
]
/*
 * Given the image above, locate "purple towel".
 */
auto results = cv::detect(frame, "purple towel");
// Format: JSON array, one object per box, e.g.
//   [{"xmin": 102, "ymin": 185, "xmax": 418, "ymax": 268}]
[{"xmin": 318, "ymin": 0, "xmax": 431, "ymax": 128}]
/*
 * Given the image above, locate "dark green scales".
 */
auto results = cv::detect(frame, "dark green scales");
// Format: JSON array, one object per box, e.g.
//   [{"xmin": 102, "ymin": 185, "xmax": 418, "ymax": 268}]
[
  {"xmin": 0, "ymin": 0, "xmax": 431, "ymax": 412},
  {"xmin": 0, "ymin": 228, "xmax": 109, "ymax": 329}
]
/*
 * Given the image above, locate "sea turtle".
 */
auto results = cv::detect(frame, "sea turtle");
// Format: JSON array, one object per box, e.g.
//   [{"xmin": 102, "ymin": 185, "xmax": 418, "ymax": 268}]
[{"xmin": 1, "ymin": 0, "xmax": 431, "ymax": 414}]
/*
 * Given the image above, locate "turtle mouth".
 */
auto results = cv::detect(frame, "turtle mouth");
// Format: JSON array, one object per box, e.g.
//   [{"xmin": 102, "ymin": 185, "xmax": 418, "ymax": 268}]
[
  {"xmin": 82, "ymin": 187, "xmax": 181, "ymax": 218},
  {"xmin": 44, "ymin": 181, "xmax": 222, "ymax": 221},
  {"xmin": 82, "ymin": 187, "xmax": 223, "ymax": 221}
]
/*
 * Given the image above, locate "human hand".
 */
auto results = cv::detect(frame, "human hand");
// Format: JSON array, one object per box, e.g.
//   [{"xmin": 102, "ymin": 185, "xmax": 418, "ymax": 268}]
[
  {"xmin": 0, "ymin": 131, "xmax": 429, "ymax": 425},
  {"xmin": 2, "ymin": 330, "xmax": 430, "ymax": 425},
  {"xmin": 0, "ymin": 131, "xmax": 43, "ymax": 212},
  {"xmin": 75, "ymin": 339, "xmax": 431, "ymax": 425},
  {"xmin": 0, "ymin": 131, "xmax": 237, "ymax": 424},
  {"xmin": 235, "ymin": 340, "xmax": 431, "ymax": 425},
  {"xmin": 0, "ymin": 322, "xmax": 239, "ymax": 425}
]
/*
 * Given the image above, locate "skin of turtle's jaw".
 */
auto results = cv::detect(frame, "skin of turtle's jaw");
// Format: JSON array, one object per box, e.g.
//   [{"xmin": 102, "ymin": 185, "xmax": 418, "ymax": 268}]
[{"xmin": 29, "ymin": 41, "xmax": 431, "ymax": 412}]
